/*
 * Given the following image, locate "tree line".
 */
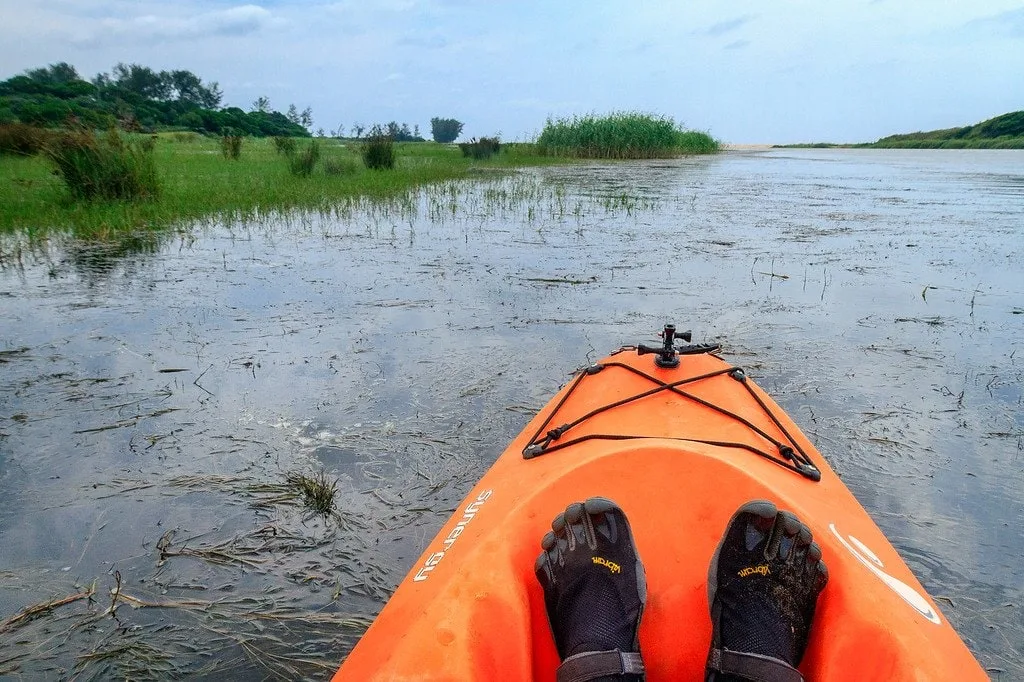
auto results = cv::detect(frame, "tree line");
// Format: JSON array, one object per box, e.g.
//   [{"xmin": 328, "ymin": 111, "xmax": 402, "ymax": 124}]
[
  {"xmin": 0, "ymin": 62, "xmax": 309, "ymax": 137},
  {"xmin": 1, "ymin": 62, "xmax": 470, "ymax": 143}
]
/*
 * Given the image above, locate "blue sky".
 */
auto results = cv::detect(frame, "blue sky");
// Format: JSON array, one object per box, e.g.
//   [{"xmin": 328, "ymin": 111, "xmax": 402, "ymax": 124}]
[{"xmin": 2, "ymin": 0, "xmax": 1022, "ymax": 143}]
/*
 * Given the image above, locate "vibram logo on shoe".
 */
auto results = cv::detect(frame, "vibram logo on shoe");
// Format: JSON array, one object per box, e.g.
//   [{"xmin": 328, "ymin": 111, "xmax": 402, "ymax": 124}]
[
  {"xmin": 592, "ymin": 556, "xmax": 621, "ymax": 574},
  {"xmin": 738, "ymin": 564, "xmax": 770, "ymax": 578}
]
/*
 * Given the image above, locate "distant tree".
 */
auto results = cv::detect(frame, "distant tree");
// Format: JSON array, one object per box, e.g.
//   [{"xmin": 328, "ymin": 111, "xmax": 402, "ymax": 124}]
[
  {"xmin": 25, "ymin": 62, "xmax": 80, "ymax": 84},
  {"xmin": 252, "ymin": 96, "xmax": 270, "ymax": 113},
  {"xmin": 286, "ymin": 104, "xmax": 300, "ymax": 124},
  {"xmin": 198, "ymin": 82, "xmax": 223, "ymax": 109},
  {"xmin": 316, "ymin": 127, "xmax": 325, "ymax": 137},
  {"xmin": 332, "ymin": 123, "xmax": 345, "ymax": 138},
  {"xmin": 112, "ymin": 63, "xmax": 172, "ymax": 100},
  {"xmin": 351, "ymin": 122, "xmax": 365, "ymax": 138},
  {"xmin": 430, "ymin": 117, "xmax": 463, "ymax": 143},
  {"xmin": 167, "ymin": 69, "xmax": 221, "ymax": 107},
  {"xmin": 413, "ymin": 124, "xmax": 420, "ymax": 138},
  {"xmin": 300, "ymin": 107, "xmax": 313, "ymax": 129}
]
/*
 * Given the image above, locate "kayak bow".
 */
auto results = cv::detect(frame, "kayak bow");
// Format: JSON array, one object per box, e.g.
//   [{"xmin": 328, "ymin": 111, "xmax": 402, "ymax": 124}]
[{"xmin": 333, "ymin": 325, "xmax": 986, "ymax": 681}]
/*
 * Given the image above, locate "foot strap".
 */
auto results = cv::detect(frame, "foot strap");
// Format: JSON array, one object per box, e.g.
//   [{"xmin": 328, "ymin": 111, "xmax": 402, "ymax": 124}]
[
  {"xmin": 557, "ymin": 649, "xmax": 645, "ymax": 682},
  {"xmin": 707, "ymin": 649, "xmax": 803, "ymax": 682}
]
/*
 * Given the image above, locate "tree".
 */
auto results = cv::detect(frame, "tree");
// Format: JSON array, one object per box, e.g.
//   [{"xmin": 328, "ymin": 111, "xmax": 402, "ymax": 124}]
[
  {"xmin": 300, "ymin": 107, "xmax": 313, "ymax": 129},
  {"xmin": 351, "ymin": 122, "xmax": 365, "ymax": 138},
  {"xmin": 25, "ymin": 62, "xmax": 79, "ymax": 84},
  {"xmin": 199, "ymin": 82, "xmax": 222, "ymax": 109},
  {"xmin": 112, "ymin": 63, "xmax": 172, "ymax": 100},
  {"xmin": 286, "ymin": 104, "xmax": 300, "ymax": 124},
  {"xmin": 252, "ymin": 96, "xmax": 270, "ymax": 113},
  {"xmin": 430, "ymin": 117, "xmax": 463, "ymax": 143}
]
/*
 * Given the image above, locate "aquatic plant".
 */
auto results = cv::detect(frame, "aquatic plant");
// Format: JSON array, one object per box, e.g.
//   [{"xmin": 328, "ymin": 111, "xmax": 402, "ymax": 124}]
[
  {"xmin": 537, "ymin": 112, "xmax": 718, "ymax": 159},
  {"xmin": 323, "ymin": 155, "xmax": 359, "ymax": 176},
  {"xmin": 361, "ymin": 131, "xmax": 395, "ymax": 170},
  {"xmin": 273, "ymin": 135, "xmax": 297, "ymax": 155},
  {"xmin": 286, "ymin": 470, "xmax": 337, "ymax": 515},
  {"xmin": 459, "ymin": 137, "xmax": 501, "ymax": 160},
  {"xmin": 220, "ymin": 132, "xmax": 243, "ymax": 160},
  {"xmin": 288, "ymin": 140, "xmax": 321, "ymax": 177},
  {"xmin": 45, "ymin": 128, "xmax": 159, "ymax": 201}
]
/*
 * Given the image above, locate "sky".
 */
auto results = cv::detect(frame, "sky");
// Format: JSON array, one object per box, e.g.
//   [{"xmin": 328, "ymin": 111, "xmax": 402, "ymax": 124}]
[{"xmin": 2, "ymin": 0, "xmax": 1023, "ymax": 143}]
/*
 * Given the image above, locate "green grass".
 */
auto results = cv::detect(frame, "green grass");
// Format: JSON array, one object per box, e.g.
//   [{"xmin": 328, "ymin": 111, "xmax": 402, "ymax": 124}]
[
  {"xmin": 537, "ymin": 112, "xmax": 719, "ymax": 159},
  {"xmin": 0, "ymin": 135, "xmax": 558, "ymax": 236},
  {"xmin": 868, "ymin": 111, "xmax": 1024, "ymax": 148}
]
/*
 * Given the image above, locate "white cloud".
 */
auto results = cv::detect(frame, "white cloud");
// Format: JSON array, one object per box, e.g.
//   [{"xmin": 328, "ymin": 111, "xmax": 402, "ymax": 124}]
[{"xmin": 72, "ymin": 4, "xmax": 276, "ymax": 46}]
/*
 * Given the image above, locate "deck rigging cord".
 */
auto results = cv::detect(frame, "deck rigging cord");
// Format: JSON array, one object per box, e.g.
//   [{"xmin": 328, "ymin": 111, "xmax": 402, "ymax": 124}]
[{"xmin": 522, "ymin": 325, "xmax": 822, "ymax": 482}]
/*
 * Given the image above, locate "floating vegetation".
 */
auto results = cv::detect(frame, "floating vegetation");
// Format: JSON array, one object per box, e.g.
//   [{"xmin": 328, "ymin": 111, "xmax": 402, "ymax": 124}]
[{"xmin": 286, "ymin": 470, "xmax": 338, "ymax": 516}]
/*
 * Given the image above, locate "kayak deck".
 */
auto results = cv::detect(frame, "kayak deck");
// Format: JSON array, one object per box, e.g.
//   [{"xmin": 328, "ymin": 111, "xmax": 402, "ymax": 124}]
[{"xmin": 334, "ymin": 349, "xmax": 985, "ymax": 681}]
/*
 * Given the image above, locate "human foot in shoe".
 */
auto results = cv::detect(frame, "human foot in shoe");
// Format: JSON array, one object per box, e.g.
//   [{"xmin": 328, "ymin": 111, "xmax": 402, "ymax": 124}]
[
  {"xmin": 535, "ymin": 497, "xmax": 647, "ymax": 681},
  {"xmin": 705, "ymin": 500, "xmax": 828, "ymax": 682}
]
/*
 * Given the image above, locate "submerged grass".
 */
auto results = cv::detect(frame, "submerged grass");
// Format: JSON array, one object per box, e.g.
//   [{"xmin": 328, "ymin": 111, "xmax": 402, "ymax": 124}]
[
  {"xmin": 0, "ymin": 136, "xmax": 558, "ymax": 235},
  {"xmin": 538, "ymin": 112, "xmax": 719, "ymax": 158}
]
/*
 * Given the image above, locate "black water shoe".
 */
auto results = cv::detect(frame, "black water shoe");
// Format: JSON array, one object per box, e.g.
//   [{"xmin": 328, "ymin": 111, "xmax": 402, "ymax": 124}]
[
  {"xmin": 535, "ymin": 497, "xmax": 647, "ymax": 682},
  {"xmin": 705, "ymin": 500, "xmax": 828, "ymax": 682}
]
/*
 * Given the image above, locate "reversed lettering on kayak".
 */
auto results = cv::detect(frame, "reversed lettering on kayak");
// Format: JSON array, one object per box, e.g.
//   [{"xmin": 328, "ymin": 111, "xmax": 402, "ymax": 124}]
[
  {"xmin": 738, "ymin": 564, "xmax": 770, "ymax": 578},
  {"xmin": 592, "ymin": 556, "xmax": 621, "ymax": 574},
  {"xmin": 413, "ymin": 489, "xmax": 492, "ymax": 582},
  {"xmin": 829, "ymin": 523, "xmax": 942, "ymax": 625}
]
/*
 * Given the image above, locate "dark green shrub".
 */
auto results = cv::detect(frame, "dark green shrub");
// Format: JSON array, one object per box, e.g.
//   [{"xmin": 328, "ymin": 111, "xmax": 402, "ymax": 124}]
[
  {"xmin": 458, "ymin": 136, "xmax": 501, "ymax": 159},
  {"xmin": 0, "ymin": 123, "xmax": 51, "ymax": 156},
  {"xmin": 220, "ymin": 132, "xmax": 243, "ymax": 159},
  {"xmin": 273, "ymin": 136, "xmax": 297, "ymax": 155},
  {"xmin": 323, "ymin": 156, "xmax": 358, "ymax": 176},
  {"xmin": 288, "ymin": 140, "xmax": 321, "ymax": 177},
  {"xmin": 361, "ymin": 132, "xmax": 395, "ymax": 170},
  {"xmin": 45, "ymin": 128, "xmax": 159, "ymax": 201}
]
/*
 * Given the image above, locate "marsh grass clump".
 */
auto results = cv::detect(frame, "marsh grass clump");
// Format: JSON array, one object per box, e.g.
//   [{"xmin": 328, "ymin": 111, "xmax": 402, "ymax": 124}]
[
  {"xmin": 286, "ymin": 470, "xmax": 337, "ymax": 516},
  {"xmin": 0, "ymin": 123, "xmax": 52, "ymax": 156},
  {"xmin": 288, "ymin": 140, "xmax": 321, "ymax": 177},
  {"xmin": 273, "ymin": 136, "xmax": 297, "ymax": 155},
  {"xmin": 361, "ymin": 132, "xmax": 395, "ymax": 170},
  {"xmin": 45, "ymin": 128, "xmax": 159, "ymax": 201},
  {"xmin": 323, "ymin": 155, "xmax": 359, "ymax": 176},
  {"xmin": 538, "ymin": 111, "xmax": 718, "ymax": 159},
  {"xmin": 220, "ymin": 132, "xmax": 243, "ymax": 160},
  {"xmin": 458, "ymin": 137, "xmax": 501, "ymax": 160}
]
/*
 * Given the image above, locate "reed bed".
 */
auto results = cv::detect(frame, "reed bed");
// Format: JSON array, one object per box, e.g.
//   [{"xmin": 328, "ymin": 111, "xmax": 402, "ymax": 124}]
[{"xmin": 538, "ymin": 112, "xmax": 718, "ymax": 159}]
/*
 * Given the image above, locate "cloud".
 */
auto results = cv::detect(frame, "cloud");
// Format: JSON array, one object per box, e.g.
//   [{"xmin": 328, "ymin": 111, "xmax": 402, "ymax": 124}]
[
  {"xmin": 704, "ymin": 15, "xmax": 755, "ymax": 38},
  {"xmin": 76, "ymin": 4, "xmax": 275, "ymax": 45},
  {"xmin": 962, "ymin": 6, "xmax": 1024, "ymax": 39},
  {"xmin": 724, "ymin": 39, "xmax": 750, "ymax": 51}
]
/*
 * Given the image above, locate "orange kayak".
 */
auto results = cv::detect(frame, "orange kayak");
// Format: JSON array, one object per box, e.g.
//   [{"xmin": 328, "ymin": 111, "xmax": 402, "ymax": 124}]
[{"xmin": 333, "ymin": 327, "xmax": 986, "ymax": 681}]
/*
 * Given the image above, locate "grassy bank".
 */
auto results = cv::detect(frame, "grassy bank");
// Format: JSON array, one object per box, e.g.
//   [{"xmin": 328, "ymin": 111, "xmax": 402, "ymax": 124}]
[
  {"xmin": 0, "ymin": 134, "xmax": 556, "ymax": 235},
  {"xmin": 538, "ymin": 112, "xmax": 718, "ymax": 159}
]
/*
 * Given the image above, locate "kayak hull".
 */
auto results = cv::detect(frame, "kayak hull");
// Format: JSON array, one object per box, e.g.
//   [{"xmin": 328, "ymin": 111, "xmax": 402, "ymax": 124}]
[{"xmin": 334, "ymin": 350, "xmax": 986, "ymax": 680}]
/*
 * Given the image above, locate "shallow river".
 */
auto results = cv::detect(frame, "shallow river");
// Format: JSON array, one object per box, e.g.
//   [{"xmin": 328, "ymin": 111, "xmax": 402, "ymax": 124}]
[{"xmin": 1, "ymin": 149, "xmax": 1022, "ymax": 679}]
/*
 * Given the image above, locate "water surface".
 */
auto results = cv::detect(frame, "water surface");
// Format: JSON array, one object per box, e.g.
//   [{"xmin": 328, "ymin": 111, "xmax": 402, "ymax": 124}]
[{"xmin": 1, "ymin": 149, "xmax": 1021, "ymax": 678}]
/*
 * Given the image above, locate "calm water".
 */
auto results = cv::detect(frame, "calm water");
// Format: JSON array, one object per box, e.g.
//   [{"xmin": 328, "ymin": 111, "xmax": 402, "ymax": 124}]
[{"xmin": 1, "ymin": 149, "xmax": 1022, "ymax": 679}]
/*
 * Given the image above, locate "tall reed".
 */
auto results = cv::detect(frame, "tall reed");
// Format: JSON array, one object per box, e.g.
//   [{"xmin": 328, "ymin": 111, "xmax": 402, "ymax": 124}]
[
  {"xmin": 220, "ymin": 133, "xmax": 243, "ymax": 160},
  {"xmin": 45, "ymin": 129, "xmax": 159, "ymax": 201},
  {"xmin": 288, "ymin": 141, "xmax": 321, "ymax": 177},
  {"xmin": 537, "ymin": 112, "xmax": 718, "ymax": 159},
  {"xmin": 361, "ymin": 133, "xmax": 395, "ymax": 170}
]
